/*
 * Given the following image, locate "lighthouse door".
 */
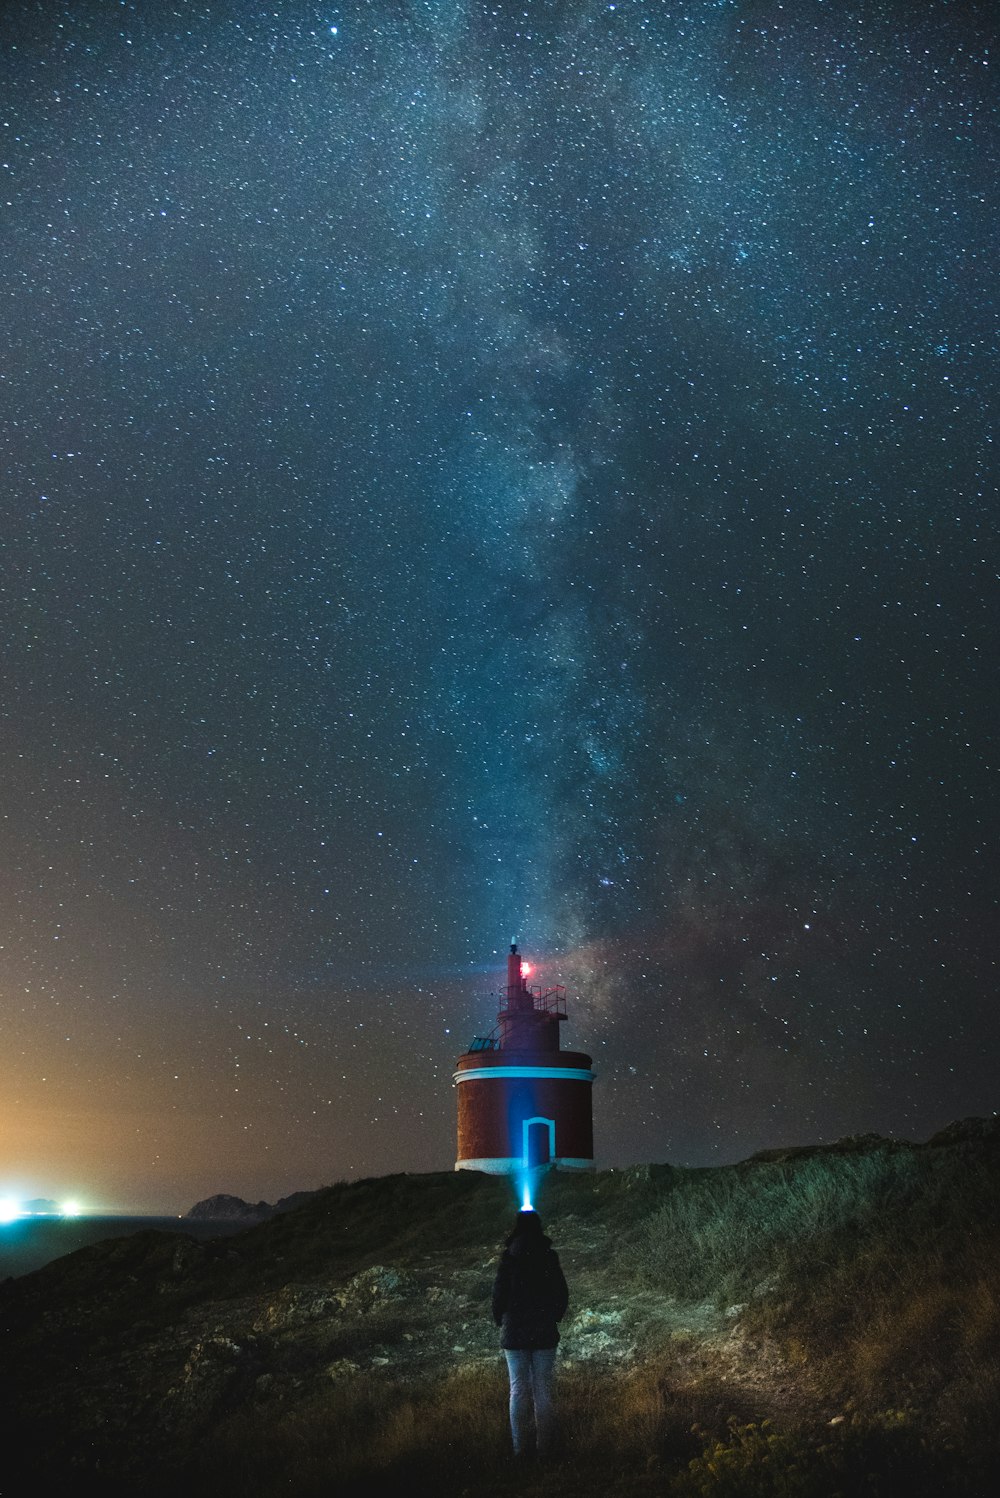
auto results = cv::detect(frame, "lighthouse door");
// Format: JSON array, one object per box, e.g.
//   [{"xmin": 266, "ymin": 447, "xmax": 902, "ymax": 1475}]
[{"xmin": 524, "ymin": 1117, "xmax": 554, "ymax": 1168}]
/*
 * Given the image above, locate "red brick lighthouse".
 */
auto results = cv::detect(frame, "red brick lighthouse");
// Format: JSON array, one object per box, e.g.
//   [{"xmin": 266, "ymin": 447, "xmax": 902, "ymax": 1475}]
[{"xmin": 454, "ymin": 943, "xmax": 595, "ymax": 1174}]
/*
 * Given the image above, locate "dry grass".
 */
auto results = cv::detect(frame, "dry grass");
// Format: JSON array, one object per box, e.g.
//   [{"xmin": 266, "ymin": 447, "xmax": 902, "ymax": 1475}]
[
  {"xmin": 624, "ymin": 1147, "xmax": 925, "ymax": 1304},
  {"xmin": 191, "ymin": 1363, "xmax": 512, "ymax": 1497},
  {"xmin": 617, "ymin": 1144, "xmax": 1000, "ymax": 1409},
  {"xmin": 187, "ymin": 1356, "xmax": 995, "ymax": 1498}
]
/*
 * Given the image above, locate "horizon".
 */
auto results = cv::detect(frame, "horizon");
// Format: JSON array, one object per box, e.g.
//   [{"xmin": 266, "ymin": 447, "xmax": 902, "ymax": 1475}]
[{"xmin": 8, "ymin": 1111, "xmax": 994, "ymax": 1222}]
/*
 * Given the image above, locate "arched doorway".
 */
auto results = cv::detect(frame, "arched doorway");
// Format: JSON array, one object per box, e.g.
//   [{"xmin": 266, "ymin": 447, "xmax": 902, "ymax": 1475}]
[{"xmin": 524, "ymin": 1116, "xmax": 555, "ymax": 1168}]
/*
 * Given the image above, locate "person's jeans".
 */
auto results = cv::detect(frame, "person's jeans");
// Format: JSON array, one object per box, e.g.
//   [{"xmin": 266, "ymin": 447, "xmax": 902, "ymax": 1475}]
[{"xmin": 503, "ymin": 1348, "xmax": 556, "ymax": 1455}]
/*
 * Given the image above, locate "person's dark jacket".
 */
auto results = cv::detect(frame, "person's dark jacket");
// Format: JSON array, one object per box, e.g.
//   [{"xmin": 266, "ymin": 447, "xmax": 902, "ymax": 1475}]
[{"xmin": 491, "ymin": 1232, "xmax": 569, "ymax": 1350}]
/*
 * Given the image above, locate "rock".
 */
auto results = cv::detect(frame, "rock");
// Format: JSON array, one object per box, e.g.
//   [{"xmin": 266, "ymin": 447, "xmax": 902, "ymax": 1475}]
[
  {"xmin": 569, "ymin": 1307, "xmax": 624, "ymax": 1333},
  {"xmin": 338, "ymin": 1265, "xmax": 419, "ymax": 1313},
  {"xmin": 164, "ymin": 1335, "xmax": 263, "ymax": 1433},
  {"xmin": 566, "ymin": 1328, "xmax": 635, "ymax": 1362},
  {"xmin": 566, "ymin": 1307, "xmax": 633, "ymax": 1363},
  {"xmin": 254, "ymin": 1284, "xmax": 343, "ymax": 1332}
]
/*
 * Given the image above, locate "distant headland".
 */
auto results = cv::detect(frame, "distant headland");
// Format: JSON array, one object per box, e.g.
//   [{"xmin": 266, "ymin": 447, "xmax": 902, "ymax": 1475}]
[{"xmin": 185, "ymin": 1189, "xmax": 320, "ymax": 1223}]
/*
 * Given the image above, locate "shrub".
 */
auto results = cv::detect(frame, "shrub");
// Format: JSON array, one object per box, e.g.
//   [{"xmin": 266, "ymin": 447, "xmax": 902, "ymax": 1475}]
[{"xmin": 671, "ymin": 1413, "xmax": 950, "ymax": 1498}]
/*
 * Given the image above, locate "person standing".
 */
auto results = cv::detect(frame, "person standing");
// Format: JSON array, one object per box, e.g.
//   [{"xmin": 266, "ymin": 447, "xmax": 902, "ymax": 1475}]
[{"xmin": 491, "ymin": 1209, "xmax": 569, "ymax": 1459}]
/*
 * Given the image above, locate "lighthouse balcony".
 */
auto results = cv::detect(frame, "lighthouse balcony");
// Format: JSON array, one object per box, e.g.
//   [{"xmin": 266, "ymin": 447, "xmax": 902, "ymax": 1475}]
[{"xmin": 497, "ymin": 984, "xmax": 568, "ymax": 1022}]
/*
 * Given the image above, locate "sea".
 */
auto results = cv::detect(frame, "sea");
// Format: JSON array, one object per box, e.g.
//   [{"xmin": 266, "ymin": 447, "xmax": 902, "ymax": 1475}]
[{"xmin": 0, "ymin": 1215, "xmax": 252, "ymax": 1280}]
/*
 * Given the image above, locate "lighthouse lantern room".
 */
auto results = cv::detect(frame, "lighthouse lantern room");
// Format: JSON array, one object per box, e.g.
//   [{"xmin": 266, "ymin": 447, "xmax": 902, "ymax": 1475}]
[{"xmin": 454, "ymin": 943, "xmax": 595, "ymax": 1174}]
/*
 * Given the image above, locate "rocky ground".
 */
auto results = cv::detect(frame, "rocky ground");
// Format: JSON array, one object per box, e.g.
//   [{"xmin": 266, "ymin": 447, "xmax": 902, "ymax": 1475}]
[
  {"xmin": 0, "ymin": 1179, "xmax": 820, "ymax": 1485},
  {"xmin": 3, "ymin": 1137, "xmax": 996, "ymax": 1495}
]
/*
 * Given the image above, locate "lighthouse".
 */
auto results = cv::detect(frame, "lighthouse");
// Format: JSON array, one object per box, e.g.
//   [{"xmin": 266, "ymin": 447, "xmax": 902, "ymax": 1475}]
[{"xmin": 453, "ymin": 943, "xmax": 595, "ymax": 1175}]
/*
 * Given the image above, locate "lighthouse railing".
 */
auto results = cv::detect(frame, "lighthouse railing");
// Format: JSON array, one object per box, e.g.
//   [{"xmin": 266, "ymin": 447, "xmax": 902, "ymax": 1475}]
[{"xmin": 496, "ymin": 984, "xmax": 568, "ymax": 1022}]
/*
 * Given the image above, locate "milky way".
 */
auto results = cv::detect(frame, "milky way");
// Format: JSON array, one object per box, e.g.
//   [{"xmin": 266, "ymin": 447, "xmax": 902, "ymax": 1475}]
[{"xmin": 1, "ymin": 1, "xmax": 996, "ymax": 1211}]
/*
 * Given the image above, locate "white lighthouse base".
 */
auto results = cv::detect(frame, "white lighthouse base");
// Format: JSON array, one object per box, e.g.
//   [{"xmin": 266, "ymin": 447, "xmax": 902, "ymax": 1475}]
[{"xmin": 454, "ymin": 1156, "xmax": 595, "ymax": 1173}]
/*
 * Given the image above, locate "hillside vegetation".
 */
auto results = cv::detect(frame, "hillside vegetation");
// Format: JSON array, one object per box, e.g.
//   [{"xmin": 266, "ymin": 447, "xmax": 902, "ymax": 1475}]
[{"xmin": 2, "ymin": 1120, "xmax": 998, "ymax": 1497}]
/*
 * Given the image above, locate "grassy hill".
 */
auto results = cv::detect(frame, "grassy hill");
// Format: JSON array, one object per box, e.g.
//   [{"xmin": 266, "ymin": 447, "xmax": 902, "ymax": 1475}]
[{"xmin": 2, "ymin": 1120, "xmax": 998, "ymax": 1497}]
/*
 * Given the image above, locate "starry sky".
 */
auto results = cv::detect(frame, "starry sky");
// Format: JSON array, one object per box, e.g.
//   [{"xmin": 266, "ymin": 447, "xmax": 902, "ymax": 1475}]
[{"xmin": 2, "ymin": 0, "xmax": 996, "ymax": 1214}]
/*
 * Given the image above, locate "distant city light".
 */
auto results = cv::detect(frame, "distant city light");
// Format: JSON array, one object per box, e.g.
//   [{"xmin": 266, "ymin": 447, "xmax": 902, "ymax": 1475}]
[{"xmin": 0, "ymin": 1196, "xmax": 87, "ymax": 1220}]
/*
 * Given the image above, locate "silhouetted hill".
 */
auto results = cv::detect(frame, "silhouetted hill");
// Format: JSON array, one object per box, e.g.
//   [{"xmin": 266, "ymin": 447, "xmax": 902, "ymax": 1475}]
[
  {"xmin": 22, "ymin": 1197, "xmax": 60, "ymax": 1214},
  {"xmin": 185, "ymin": 1190, "xmax": 319, "ymax": 1222},
  {"xmin": 2, "ymin": 1122, "xmax": 998, "ymax": 1497}
]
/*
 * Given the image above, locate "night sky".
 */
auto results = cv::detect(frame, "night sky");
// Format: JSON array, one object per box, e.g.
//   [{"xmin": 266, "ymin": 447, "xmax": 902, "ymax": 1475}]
[{"xmin": 2, "ymin": 1, "xmax": 996, "ymax": 1214}]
